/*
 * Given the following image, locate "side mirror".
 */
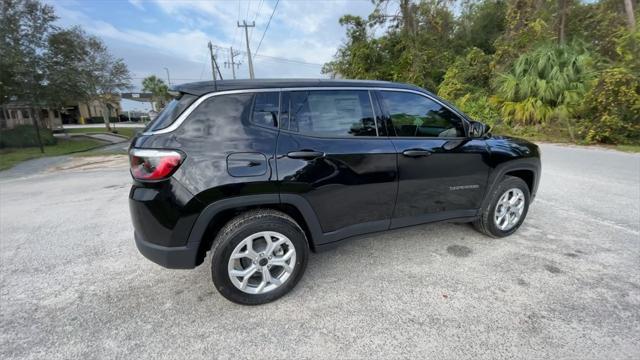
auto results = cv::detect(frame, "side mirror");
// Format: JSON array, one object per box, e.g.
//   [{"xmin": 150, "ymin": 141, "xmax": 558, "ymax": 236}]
[{"xmin": 469, "ymin": 121, "xmax": 489, "ymax": 138}]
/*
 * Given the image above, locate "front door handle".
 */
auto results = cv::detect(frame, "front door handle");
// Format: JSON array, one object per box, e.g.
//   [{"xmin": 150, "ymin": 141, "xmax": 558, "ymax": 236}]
[
  {"xmin": 402, "ymin": 149, "xmax": 432, "ymax": 157},
  {"xmin": 287, "ymin": 150, "xmax": 325, "ymax": 160}
]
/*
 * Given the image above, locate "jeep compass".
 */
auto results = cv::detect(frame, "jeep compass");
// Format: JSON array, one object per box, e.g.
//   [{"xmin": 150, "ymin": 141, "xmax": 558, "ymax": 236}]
[{"xmin": 128, "ymin": 79, "xmax": 541, "ymax": 305}]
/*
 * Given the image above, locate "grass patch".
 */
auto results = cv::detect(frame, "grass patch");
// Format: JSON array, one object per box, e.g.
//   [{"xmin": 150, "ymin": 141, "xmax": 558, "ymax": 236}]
[
  {"xmin": 64, "ymin": 127, "xmax": 141, "ymax": 139},
  {"xmin": 615, "ymin": 144, "xmax": 640, "ymax": 153},
  {"xmin": 0, "ymin": 138, "xmax": 105, "ymax": 171}
]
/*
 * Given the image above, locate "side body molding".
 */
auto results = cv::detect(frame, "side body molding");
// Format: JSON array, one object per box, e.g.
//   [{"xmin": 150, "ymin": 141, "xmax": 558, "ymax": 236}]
[{"xmin": 186, "ymin": 193, "xmax": 391, "ymax": 253}]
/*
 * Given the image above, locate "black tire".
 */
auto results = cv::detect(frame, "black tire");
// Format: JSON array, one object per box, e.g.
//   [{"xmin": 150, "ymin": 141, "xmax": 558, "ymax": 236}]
[
  {"xmin": 474, "ymin": 176, "xmax": 531, "ymax": 238},
  {"xmin": 210, "ymin": 209, "xmax": 308, "ymax": 305}
]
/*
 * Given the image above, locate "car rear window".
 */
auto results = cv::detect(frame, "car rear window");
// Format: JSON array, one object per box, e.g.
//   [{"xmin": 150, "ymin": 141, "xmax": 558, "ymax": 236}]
[{"xmin": 143, "ymin": 93, "xmax": 197, "ymax": 132}]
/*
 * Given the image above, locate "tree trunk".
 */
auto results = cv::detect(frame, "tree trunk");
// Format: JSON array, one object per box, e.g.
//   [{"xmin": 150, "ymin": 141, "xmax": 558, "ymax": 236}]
[
  {"xmin": 623, "ymin": 0, "xmax": 636, "ymax": 31},
  {"xmin": 399, "ymin": 0, "xmax": 414, "ymax": 37},
  {"xmin": 30, "ymin": 107, "xmax": 44, "ymax": 153},
  {"xmin": 1, "ymin": 105, "xmax": 9, "ymax": 128},
  {"xmin": 558, "ymin": 0, "xmax": 568, "ymax": 44},
  {"xmin": 101, "ymin": 102, "xmax": 111, "ymax": 131}
]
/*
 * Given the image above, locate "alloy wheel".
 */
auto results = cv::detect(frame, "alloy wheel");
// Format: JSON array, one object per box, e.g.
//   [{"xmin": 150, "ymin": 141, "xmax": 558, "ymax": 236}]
[
  {"xmin": 227, "ymin": 231, "xmax": 296, "ymax": 294},
  {"xmin": 493, "ymin": 188, "xmax": 526, "ymax": 231}
]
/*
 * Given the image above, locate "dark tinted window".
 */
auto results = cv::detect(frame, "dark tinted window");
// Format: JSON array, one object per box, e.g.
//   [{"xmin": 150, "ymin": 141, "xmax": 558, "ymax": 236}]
[
  {"xmin": 380, "ymin": 91, "xmax": 464, "ymax": 137},
  {"xmin": 179, "ymin": 93, "xmax": 252, "ymax": 138},
  {"xmin": 251, "ymin": 92, "xmax": 279, "ymax": 128},
  {"xmin": 144, "ymin": 93, "xmax": 197, "ymax": 132},
  {"xmin": 288, "ymin": 90, "xmax": 376, "ymax": 137}
]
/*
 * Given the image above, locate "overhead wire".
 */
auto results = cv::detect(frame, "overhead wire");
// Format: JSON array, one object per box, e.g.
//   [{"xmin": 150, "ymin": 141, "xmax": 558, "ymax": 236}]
[{"xmin": 254, "ymin": 0, "xmax": 279, "ymax": 57}]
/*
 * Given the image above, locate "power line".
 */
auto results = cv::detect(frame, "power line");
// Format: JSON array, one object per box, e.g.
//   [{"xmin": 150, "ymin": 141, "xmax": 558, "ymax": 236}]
[
  {"xmin": 254, "ymin": 53, "xmax": 322, "ymax": 66},
  {"xmin": 254, "ymin": 0, "xmax": 279, "ymax": 57},
  {"xmin": 211, "ymin": 44, "xmax": 323, "ymax": 66},
  {"xmin": 232, "ymin": 0, "xmax": 242, "ymax": 51},
  {"xmin": 249, "ymin": 0, "xmax": 264, "ymax": 41}
]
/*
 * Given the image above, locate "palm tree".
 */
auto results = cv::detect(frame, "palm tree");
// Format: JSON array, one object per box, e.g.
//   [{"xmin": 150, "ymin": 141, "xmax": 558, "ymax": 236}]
[
  {"xmin": 142, "ymin": 75, "xmax": 170, "ymax": 111},
  {"xmin": 496, "ymin": 42, "xmax": 595, "ymax": 140}
]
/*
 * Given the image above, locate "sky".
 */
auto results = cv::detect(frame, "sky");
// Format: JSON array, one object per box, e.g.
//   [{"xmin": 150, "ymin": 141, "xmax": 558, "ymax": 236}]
[{"xmin": 46, "ymin": 0, "xmax": 380, "ymax": 111}]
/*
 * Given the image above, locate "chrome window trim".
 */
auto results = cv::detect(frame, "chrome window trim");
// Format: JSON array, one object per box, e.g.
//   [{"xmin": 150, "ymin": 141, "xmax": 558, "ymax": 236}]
[{"xmin": 142, "ymin": 86, "xmax": 466, "ymax": 136}]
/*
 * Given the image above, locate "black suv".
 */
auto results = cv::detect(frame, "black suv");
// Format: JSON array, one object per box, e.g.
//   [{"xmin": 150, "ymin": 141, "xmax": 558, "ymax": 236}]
[{"xmin": 129, "ymin": 79, "xmax": 540, "ymax": 305}]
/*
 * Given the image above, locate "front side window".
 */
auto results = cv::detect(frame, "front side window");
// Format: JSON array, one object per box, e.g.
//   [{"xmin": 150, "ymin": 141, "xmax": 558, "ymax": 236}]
[
  {"xmin": 288, "ymin": 90, "xmax": 376, "ymax": 137},
  {"xmin": 379, "ymin": 91, "xmax": 465, "ymax": 137},
  {"xmin": 251, "ymin": 92, "xmax": 279, "ymax": 128}
]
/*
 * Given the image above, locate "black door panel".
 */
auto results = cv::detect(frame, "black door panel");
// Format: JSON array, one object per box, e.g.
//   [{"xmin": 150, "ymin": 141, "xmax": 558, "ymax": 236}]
[
  {"xmin": 277, "ymin": 132, "xmax": 397, "ymax": 233},
  {"xmin": 391, "ymin": 138, "xmax": 490, "ymax": 220},
  {"xmin": 374, "ymin": 90, "xmax": 491, "ymax": 225}
]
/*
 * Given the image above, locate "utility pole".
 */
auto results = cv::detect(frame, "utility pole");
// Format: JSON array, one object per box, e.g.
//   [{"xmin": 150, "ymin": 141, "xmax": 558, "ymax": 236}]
[
  {"xmin": 237, "ymin": 20, "xmax": 255, "ymax": 79},
  {"xmin": 208, "ymin": 41, "xmax": 217, "ymax": 82},
  {"xmin": 207, "ymin": 41, "xmax": 224, "ymax": 82},
  {"xmin": 163, "ymin": 67, "xmax": 171, "ymax": 86},
  {"xmin": 224, "ymin": 47, "xmax": 241, "ymax": 79}
]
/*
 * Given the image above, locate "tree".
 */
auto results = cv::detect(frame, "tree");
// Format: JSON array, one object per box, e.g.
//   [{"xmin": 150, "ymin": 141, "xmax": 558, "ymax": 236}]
[
  {"xmin": 1, "ymin": 0, "xmax": 131, "ymax": 142},
  {"xmin": 45, "ymin": 27, "xmax": 131, "ymax": 131},
  {"xmin": 44, "ymin": 27, "xmax": 93, "ymax": 107},
  {"xmin": 492, "ymin": 0, "xmax": 554, "ymax": 68},
  {"xmin": 455, "ymin": 0, "xmax": 507, "ymax": 54},
  {"xmin": 0, "ymin": 0, "xmax": 57, "ymax": 153},
  {"xmin": 77, "ymin": 32, "xmax": 131, "ymax": 131},
  {"xmin": 142, "ymin": 75, "xmax": 170, "ymax": 111},
  {"xmin": 324, "ymin": 0, "xmax": 457, "ymax": 90}
]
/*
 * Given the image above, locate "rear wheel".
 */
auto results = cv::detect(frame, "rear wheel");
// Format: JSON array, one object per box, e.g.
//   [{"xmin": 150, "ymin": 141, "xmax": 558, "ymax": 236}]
[
  {"xmin": 474, "ymin": 176, "xmax": 530, "ymax": 238},
  {"xmin": 210, "ymin": 209, "xmax": 308, "ymax": 305}
]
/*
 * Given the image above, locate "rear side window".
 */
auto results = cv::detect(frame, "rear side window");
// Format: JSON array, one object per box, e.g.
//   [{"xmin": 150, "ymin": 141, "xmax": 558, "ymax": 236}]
[
  {"xmin": 144, "ymin": 94, "xmax": 197, "ymax": 132},
  {"xmin": 251, "ymin": 92, "xmax": 279, "ymax": 128},
  {"xmin": 178, "ymin": 93, "xmax": 252, "ymax": 138},
  {"xmin": 287, "ymin": 90, "xmax": 377, "ymax": 137},
  {"xmin": 379, "ymin": 91, "xmax": 464, "ymax": 137}
]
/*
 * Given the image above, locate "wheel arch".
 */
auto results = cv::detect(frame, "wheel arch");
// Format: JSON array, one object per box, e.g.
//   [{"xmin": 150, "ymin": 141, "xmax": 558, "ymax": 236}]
[
  {"xmin": 504, "ymin": 169, "xmax": 535, "ymax": 195},
  {"xmin": 482, "ymin": 159, "xmax": 540, "ymax": 210},
  {"xmin": 189, "ymin": 194, "xmax": 323, "ymax": 266}
]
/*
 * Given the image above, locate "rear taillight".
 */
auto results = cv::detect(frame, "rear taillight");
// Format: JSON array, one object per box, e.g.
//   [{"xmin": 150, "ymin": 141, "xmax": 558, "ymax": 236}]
[{"xmin": 129, "ymin": 149, "xmax": 184, "ymax": 181}]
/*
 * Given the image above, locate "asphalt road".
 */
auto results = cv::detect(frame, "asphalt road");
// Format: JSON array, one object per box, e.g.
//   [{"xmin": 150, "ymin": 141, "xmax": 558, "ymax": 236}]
[{"xmin": 1, "ymin": 144, "xmax": 639, "ymax": 359}]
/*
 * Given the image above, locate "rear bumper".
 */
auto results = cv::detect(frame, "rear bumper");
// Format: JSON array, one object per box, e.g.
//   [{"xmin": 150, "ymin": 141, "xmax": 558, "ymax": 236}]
[{"xmin": 134, "ymin": 231, "xmax": 199, "ymax": 269}]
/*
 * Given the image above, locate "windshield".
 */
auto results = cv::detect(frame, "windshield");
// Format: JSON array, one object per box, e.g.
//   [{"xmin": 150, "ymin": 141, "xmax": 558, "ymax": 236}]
[{"xmin": 144, "ymin": 93, "xmax": 197, "ymax": 132}]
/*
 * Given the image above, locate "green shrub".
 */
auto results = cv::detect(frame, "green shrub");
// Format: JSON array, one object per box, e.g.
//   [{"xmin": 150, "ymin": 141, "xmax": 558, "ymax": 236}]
[
  {"xmin": 0, "ymin": 125, "xmax": 57, "ymax": 148},
  {"xmin": 579, "ymin": 67, "xmax": 640, "ymax": 144},
  {"xmin": 455, "ymin": 93, "xmax": 501, "ymax": 126},
  {"xmin": 494, "ymin": 42, "xmax": 595, "ymax": 141},
  {"xmin": 438, "ymin": 47, "xmax": 493, "ymax": 100}
]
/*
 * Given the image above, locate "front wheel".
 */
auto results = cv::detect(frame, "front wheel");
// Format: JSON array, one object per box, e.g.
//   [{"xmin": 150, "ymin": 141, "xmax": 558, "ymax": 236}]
[
  {"xmin": 474, "ymin": 176, "xmax": 530, "ymax": 238},
  {"xmin": 210, "ymin": 209, "xmax": 308, "ymax": 305}
]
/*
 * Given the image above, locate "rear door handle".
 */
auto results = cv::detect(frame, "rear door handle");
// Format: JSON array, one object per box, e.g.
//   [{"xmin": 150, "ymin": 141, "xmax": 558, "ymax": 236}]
[
  {"xmin": 402, "ymin": 149, "xmax": 432, "ymax": 157},
  {"xmin": 287, "ymin": 150, "xmax": 325, "ymax": 160}
]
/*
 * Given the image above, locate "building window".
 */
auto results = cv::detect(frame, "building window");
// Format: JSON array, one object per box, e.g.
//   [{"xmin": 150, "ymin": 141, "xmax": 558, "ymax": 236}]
[
  {"xmin": 21, "ymin": 109, "xmax": 30, "ymax": 119},
  {"xmin": 54, "ymin": 110, "xmax": 60, "ymax": 118},
  {"xmin": 10, "ymin": 110, "xmax": 17, "ymax": 119}
]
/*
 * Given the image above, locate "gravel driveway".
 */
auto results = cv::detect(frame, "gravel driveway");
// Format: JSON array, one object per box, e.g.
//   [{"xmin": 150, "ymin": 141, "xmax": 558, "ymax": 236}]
[{"xmin": 1, "ymin": 144, "xmax": 639, "ymax": 359}]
